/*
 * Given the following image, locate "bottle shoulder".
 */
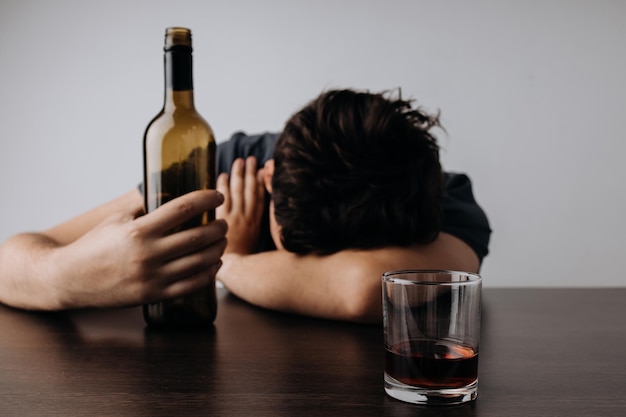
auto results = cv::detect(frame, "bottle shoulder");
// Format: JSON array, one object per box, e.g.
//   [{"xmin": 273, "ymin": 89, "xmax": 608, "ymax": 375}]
[
  {"xmin": 147, "ymin": 107, "xmax": 211, "ymax": 124},
  {"xmin": 144, "ymin": 109, "xmax": 214, "ymax": 141}
]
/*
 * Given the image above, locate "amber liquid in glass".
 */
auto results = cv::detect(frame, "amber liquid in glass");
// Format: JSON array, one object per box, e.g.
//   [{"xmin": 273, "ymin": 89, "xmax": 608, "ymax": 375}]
[{"xmin": 385, "ymin": 339, "xmax": 478, "ymax": 389}]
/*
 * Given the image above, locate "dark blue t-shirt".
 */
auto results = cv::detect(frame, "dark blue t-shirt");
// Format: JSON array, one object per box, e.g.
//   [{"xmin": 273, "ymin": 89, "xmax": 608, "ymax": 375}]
[{"xmin": 217, "ymin": 132, "xmax": 491, "ymax": 262}]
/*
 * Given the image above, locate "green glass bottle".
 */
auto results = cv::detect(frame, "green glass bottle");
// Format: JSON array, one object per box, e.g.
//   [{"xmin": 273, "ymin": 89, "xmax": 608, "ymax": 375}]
[{"xmin": 142, "ymin": 27, "xmax": 217, "ymax": 327}]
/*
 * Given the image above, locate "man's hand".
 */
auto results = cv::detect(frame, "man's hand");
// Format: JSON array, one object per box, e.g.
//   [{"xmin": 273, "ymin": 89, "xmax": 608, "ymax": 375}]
[
  {"xmin": 51, "ymin": 190, "xmax": 228, "ymax": 309},
  {"xmin": 216, "ymin": 157, "xmax": 266, "ymax": 254}
]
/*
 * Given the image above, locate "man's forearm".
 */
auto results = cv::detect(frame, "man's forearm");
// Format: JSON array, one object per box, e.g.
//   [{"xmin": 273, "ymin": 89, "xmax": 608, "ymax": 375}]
[
  {"xmin": 0, "ymin": 188, "xmax": 228, "ymax": 312},
  {"xmin": 0, "ymin": 189, "xmax": 143, "ymax": 311},
  {"xmin": 217, "ymin": 251, "xmax": 381, "ymax": 323},
  {"xmin": 0, "ymin": 233, "xmax": 66, "ymax": 310}
]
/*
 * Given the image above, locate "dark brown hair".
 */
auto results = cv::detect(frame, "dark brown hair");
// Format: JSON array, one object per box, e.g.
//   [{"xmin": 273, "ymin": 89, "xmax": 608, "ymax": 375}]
[{"xmin": 272, "ymin": 89, "xmax": 443, "ymax": 255}]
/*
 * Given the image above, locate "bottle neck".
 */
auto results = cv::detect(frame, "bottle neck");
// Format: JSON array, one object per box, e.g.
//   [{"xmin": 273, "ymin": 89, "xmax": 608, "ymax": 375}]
[{"xmin": 163, "ymin": 45, "xmax": 195, "ymax": 111}]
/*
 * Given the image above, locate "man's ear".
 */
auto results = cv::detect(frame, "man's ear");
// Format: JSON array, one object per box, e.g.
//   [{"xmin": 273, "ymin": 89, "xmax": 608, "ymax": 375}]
[{"xmin": 263, "ymin": 159, "xmax": 274, "ymax": 194}]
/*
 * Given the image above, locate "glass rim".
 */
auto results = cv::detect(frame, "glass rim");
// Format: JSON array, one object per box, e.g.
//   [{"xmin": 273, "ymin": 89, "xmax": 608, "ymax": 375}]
[{"xmin": 381, "ymin": 269, "xmax": 482, "ymax": 285}]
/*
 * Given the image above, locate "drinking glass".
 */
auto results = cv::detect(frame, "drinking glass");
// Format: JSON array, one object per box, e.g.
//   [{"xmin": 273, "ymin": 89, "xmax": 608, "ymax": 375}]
[{"xmin": 382, "ymin": 270, "xmax": 482, "ymax": 405}]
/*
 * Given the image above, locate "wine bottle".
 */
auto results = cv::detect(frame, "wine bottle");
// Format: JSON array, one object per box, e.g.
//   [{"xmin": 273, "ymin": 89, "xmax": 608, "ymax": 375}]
[{"xmin": 142, "ymin": 27, "xmax": 217, "ymax": 327}]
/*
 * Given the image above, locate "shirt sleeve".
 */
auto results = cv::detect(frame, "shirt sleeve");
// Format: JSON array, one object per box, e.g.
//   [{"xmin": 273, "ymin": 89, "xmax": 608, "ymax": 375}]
[
  {"xmin": 441, "ymin": 173, "xmax": 492, "ymax": 263},
  {"xmin": 217, "ymin": 131, "xmax": 279, "ymax": 174}
]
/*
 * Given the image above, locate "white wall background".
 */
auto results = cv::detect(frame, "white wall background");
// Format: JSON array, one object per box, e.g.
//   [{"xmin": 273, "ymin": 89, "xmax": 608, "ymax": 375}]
[{"xmin": 1, "ymin": 0, "xmax": 624, "ymax": 287}]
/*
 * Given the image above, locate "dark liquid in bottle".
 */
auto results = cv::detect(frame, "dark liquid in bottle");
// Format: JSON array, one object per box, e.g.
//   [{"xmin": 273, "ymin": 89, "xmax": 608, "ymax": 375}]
[
  {"xmin": 143, "ymin": 145, "xmax": 217, "ymax": 327},
  {"xmin": 385, "ymin": 339, "xmax": 478, "ymax": 389}
]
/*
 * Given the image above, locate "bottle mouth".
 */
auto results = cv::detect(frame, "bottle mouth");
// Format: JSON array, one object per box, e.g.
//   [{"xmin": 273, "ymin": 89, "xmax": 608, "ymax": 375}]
[{"xmin": 164, "ymin": 27, "xmax": 192, "ymax": 51}]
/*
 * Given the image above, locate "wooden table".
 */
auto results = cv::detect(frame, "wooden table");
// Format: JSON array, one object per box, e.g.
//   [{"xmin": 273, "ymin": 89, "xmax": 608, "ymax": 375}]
[{"xmin": 1, "ymin": 288, "xmax": 625, "ymax": 417}]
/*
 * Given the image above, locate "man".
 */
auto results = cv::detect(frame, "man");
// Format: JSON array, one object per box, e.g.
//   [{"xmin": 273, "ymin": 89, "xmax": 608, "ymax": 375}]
[
  {"xmin": 215, "ymin": 90, "xmax": 490, "ymax": 323},
  {"xmin": 0, "ymin": 89, "xmax": 490, "ymax": 323}
]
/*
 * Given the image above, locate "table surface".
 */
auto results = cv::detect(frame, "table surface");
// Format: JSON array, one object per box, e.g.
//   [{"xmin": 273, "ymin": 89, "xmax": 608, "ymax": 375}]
[{"xmin": 1, "ymin": 288, "xmax": 625, "ymax": 417}]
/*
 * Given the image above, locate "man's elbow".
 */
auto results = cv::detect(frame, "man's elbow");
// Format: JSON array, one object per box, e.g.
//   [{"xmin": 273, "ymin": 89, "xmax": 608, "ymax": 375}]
[{"xmin": 342, "ymin": 285, "xmax": 382, "ymax": 324}]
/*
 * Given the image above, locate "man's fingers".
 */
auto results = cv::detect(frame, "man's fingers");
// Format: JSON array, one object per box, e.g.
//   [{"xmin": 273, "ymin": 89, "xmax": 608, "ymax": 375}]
[
  {"xmin": 257, "ymin": 167, "xmax": 266, "ymax": 196},
  {"xmin": 244, "ymin": 157, "xmax": 261, "ymax": 216},
  {"xmin": 216, "ymin": 173, "xmax": 231, "ymax": 215},
  {"xmin": 153, "ymin": 219, "xmax": 228, "ymax": 262},
  {"xmin": 159, "ymin": 238, "xmax": 227, "ymax": 286},
  {"xmin": 136, "ymin": 190, "xmax": 224, "ymax": 235},
  {"xmin": 226, "ymin": 157, "xmax": 261, "ymax": 216},
  {"xmin": 159, "ymin": 262, "xmax": 222, "ymax": 301},
  {"xmin": 229, "ymin": 158, "xmax": 245, "ymax": 212}
]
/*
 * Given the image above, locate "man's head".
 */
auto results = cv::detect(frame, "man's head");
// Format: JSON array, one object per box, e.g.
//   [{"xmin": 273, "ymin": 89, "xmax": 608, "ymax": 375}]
[{"xmin": 268, "ymin": 89, "xmax": 443, "ymax": 255}]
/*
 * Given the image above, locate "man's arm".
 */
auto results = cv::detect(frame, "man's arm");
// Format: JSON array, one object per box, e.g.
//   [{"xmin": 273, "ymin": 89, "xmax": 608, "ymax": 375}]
[
  {"xmin": 215, "ymin": 156, "xmax": 479, "ymax": 324},
  {"xmin": 44, "ymin": 189, "xmax": 144, "ymax": 245},
  {"xmin": 0, "ymin": 189, "xmax": 227, "ymax": 310},
  {"xmin": 217, "ymin": 232, "xmax": 479, "ymax": 324},
  {"xmin": 212, "ymin": 166, "xmax": 485, "ymax": 324},
  {"xmin": 217, "ymin": 250, "xmax": 384, "ymax": 323},
  {"xmin": 215, "ymin": 156, "xmax": 379, "ymax": 322}
]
